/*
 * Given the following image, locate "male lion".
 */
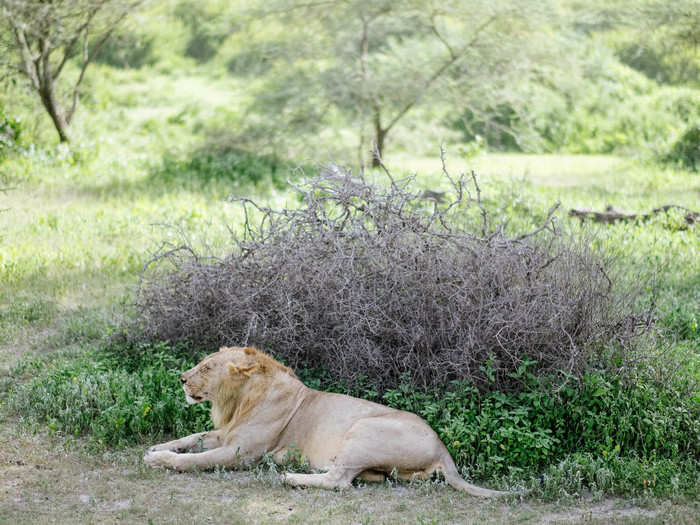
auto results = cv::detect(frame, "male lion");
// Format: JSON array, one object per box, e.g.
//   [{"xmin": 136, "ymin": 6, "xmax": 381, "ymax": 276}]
[{"xmin": 143, "ymin": 346, "xmax": 505, "ymax": 497}]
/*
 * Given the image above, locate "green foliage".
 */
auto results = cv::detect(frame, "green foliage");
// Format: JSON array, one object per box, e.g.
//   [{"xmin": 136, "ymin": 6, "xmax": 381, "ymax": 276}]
[
  {"xmin": 0, "ymin": 296, "xmax": 56, "ymax": 326},
  {"xmin": 226, "ymin": 41, "xmax": 279, "ymax": 77},
  {"xmin": 455, "ymin": 105, "xmax": 523, "ymax": 151},
  {"xmin": 174, "ymin": 1, "xmax": 232, "ymax": 63},
  {"xmin": 663, "ymin": 125, "xmax": 700, "ymax": 171},
  {"xmin": 531, "ymin": 454, "xmax": 700, "ymax": 499},
  {"xmin": 454, "ymin": 37, "xmax": 700, "ymax": 157},
  {"xmin": 563, "ymin": 85, "xmax": 700, "ymax": 155},
  {"xmin": 92, "ymin": 30, "xmax": 156, "ymax": 69},
  {"xmin": 154, "ymin": 143, "xmax": 295, "ymax": 189},
  {"xmin": 0, "ymin": 107, "xmax": 22, "ymax": 156},
  {"xmin": 0, "ymin": 296, "xmax": 57, "ymax": 343},
  {"xmin": 615, "ymin": 41, "xmax": 700, "ymax": 87},
  {"xmin": 8, "ymin": 343, "xmax": 211, "ymax": 448},
  {"xmin": 380, "ymin": 373, "xmax": 699, "ymax": 481}
]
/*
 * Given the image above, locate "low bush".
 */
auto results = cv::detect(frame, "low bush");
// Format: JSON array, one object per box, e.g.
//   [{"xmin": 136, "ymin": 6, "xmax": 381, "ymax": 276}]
[
  {"xmin": 134, "ymin": 162, "xmax": 652, "ymax": 392},
  {"xmin": 380, "ymin": 373, "xmax": 699, "ymax": 481},
  {"xmin": 154, "ymin": 143, "xmax": 293, "ymax": 190},
  {"xmin": 7, "ymin": 343, "xmax": 210, "ymax": 447},
  {"xmin": 663, "ymin": 125, "xmax": 700, "ymax": 171},
  {"xmin": 530, "ymin": 454, "xmax": 699, "ymax": 499}
]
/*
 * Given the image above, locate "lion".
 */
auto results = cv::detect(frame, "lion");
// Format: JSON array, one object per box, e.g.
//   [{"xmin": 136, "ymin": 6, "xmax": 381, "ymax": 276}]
[{"xmin": 143, "ymin": 346, "xmax": 506, "ymax": 497}]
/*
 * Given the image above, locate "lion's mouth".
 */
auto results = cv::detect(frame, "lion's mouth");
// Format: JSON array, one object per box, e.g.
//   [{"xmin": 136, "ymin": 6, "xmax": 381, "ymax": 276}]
[
  {"xmin": 185, "ymin": 393, "xmax": 202, "ymax": 405},
  {"xmin": 183, "ymin": 385, "xmax": 203, "ymax": 404}
]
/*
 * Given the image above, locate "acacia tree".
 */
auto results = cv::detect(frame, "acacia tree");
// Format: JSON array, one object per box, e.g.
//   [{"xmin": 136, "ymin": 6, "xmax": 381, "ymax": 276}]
[
  {"xmin": 0, "ymin": 0, "xmax": 143, "ymax": 142},
  {"xmin": 232, "ymin": 0, "xmax": 554, "ymax": 165}
]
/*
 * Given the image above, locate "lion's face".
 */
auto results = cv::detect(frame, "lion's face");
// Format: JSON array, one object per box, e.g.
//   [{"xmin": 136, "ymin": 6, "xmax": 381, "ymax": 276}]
[{"xmin": 180, "ymin": 347, "xmax": 251, "ymax": 405}]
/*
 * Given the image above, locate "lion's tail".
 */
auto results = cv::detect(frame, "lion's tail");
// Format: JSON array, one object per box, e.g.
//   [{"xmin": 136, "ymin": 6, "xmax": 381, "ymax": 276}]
[{"xmin": 439, "ymin": 453, "xmax": 509, "ymax": 498}]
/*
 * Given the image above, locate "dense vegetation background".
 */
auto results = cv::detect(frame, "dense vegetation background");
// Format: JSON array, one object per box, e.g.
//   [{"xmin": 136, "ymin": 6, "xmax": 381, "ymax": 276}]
[{"xmin": 1, "ymin": 0, "xmax": 698, "ymax": 504}]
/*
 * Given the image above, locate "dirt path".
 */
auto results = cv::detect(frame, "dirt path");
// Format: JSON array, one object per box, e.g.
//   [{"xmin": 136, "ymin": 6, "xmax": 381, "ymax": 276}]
[{"xmin": 1, "ymin": 419, "xmax": 696, "ymax": 525}]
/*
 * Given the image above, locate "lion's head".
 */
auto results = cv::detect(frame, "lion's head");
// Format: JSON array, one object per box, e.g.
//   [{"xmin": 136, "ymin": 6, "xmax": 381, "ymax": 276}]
[{"xmin": 180, "ymin": 346, "xmax": 296, "ymax": 406}]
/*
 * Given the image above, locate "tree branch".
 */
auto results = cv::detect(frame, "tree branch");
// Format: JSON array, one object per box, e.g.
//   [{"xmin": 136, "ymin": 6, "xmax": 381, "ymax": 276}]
[
  {"xmin": 383, "ymin": 14, "xmax": 499, "ymax": 134},
  {"xmin": 429, "ymin": 12, "xmax": 456, "ymax": 60},
  {"xmin": 66, "ymin": 3, "xmax": 140, "ymax": 124},
  {"xmin": 52, "ymin": 7, "xmax": 101, "ymax": 81}
]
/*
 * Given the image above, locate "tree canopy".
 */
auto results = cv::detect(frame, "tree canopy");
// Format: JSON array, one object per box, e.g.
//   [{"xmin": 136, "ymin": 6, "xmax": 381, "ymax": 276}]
[
  {"xmin": 228, "ymin": 0, "xmax": 558, "ymax": 165},
  {"xmin": 0, "ymin": 0, "xmax": 142, "ymax": 142}
]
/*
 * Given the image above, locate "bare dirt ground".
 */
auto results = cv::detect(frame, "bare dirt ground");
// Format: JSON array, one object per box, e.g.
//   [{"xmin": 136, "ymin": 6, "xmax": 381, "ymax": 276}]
[{"xmin": 1, "ymin": 417, "xmax": 697, "ymax": 525}]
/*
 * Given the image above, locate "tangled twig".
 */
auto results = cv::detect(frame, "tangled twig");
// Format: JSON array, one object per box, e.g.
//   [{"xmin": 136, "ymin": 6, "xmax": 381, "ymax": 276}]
[{"xmin": 134, "ymin": 161, "xmax": 653, "ymax": 392}]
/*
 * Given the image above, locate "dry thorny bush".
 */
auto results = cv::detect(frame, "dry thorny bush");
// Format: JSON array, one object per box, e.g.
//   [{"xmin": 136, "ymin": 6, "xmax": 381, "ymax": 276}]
[{"xmin": 134, "ymin": 154, "xmax": 653, "ymax": 392}]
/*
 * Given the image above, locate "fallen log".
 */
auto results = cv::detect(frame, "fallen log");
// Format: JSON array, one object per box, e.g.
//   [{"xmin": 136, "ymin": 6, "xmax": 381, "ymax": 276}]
[{"xmin": 569, "ymin": 205, "xmax": 698, "ymax": 225}]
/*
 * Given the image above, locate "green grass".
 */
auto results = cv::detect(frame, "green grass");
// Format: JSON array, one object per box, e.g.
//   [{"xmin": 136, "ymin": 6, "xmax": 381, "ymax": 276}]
[{"xmin": 1, "ymin": 63, "xmax": 698, "ymax": 503}]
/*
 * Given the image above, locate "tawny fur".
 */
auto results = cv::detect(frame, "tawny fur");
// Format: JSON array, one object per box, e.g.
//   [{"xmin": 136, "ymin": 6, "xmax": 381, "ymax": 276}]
[{"xmin": 144, "ymin": 346, "xmax": 506, "ymax": 497}]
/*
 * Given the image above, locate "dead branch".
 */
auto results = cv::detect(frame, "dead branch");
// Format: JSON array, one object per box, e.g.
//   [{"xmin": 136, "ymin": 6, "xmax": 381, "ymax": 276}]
[{"xmin": 569, "ymin": 205, "xmax": 698, "ymax": 225}]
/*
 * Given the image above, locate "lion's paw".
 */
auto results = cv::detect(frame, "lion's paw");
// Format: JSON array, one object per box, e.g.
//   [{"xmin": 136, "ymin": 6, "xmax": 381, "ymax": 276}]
[
  {"xmin": 147, "ymin": 444, "xmax": 170, "ymax": 454},
  {"xmin": 143, "ymin": 449, "xmax": 177, "ymax": 468}
]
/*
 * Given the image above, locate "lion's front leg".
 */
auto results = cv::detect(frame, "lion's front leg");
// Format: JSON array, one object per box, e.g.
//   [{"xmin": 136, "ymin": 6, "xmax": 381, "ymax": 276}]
[
  {"xmin": 146, "ymin": 430, "xmax": 222, "ymax": 454},
  {"xmin": 144, "ymin": 446, "xmax": 258, "ymax": 472}
]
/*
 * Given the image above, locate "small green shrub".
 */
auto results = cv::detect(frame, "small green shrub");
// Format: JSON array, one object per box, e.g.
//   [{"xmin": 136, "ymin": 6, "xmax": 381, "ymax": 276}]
[
  {"xmin": 663, "ymin": 125, "xmax": 700, "ymax": 171},
  {"xmin": 0, "ymin": 108, "xmax": 22, "ymax": 157},
  {"xmin": 154, "ymin": 144, "xmax": 294, "ymax": 189},
  {"xmin": 660, "ymin": 296, "xmax": 699, "ymax": 341},
  {"xmin": 8, "ymin": 344, "xmax": 210, "ymax": 448},
  {"xmin": 530, "ymin": 454, "xmax": 700, "ymax": 500}
]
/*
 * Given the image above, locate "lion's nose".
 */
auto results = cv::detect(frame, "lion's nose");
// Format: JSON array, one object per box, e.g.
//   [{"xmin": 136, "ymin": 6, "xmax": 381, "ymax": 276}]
[{"xmin": 180, "ymin": 376, "xmax": 187, "ymax": 384}]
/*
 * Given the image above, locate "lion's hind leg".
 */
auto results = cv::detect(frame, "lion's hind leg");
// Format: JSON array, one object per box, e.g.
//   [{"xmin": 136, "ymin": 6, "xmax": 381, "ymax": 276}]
[
  {"xmin": 358, "ymin": 469, "xmax": 386, "ymax": 482},
  {"xmin": 283, "ymin": 466, "xmax": 361, "ymax": 490}
]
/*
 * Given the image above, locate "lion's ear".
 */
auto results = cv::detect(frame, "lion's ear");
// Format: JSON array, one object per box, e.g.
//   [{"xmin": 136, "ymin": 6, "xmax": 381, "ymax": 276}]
[{"xmin": 226, "ymin": 362, "xmax": 261, "ymax": 378}]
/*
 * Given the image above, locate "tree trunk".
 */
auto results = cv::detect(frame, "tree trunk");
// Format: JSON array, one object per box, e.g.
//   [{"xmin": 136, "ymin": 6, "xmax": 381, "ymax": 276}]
[
  {"xmin": 371, "ymin": 117, "xmax": 387, "ymax": 168},
  {"xmin": 39, "ymin": 86, "xmax": 71, "ymax": 143}
]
